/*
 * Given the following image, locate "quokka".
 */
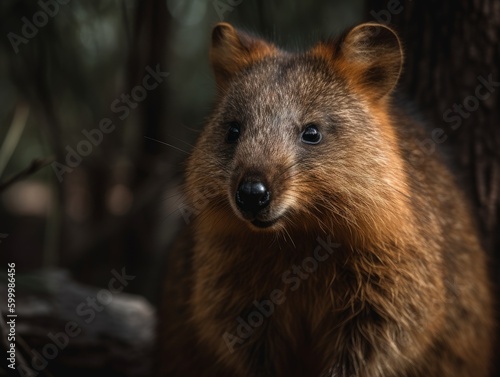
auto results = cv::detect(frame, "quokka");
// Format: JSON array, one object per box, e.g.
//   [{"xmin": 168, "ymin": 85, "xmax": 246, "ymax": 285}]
[{"xmin": 156, "ymin": 22, "xmax": 494, "ymax": 377}]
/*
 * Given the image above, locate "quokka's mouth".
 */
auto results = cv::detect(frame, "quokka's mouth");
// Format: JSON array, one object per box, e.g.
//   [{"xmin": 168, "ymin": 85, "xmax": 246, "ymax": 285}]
[{"xmin": 251, "ymin": 217, "xmax": 280, "ymax": 229}]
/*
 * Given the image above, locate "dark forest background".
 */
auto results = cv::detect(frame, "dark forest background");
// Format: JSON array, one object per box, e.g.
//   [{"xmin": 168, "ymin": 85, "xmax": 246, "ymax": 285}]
[{"xmin": 0, "ymin": 0, "xmax": 498, "ymax": 376}]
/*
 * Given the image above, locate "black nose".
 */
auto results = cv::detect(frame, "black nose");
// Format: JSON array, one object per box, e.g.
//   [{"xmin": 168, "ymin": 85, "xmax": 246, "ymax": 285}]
[{"xmin": 235, "ymin": 180, "xmax": 270, "ymax": 217}]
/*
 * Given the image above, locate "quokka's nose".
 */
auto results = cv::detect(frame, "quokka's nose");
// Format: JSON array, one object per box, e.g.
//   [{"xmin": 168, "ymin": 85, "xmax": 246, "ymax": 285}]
[{"xmin": 235, "ymin": 180, "xmax": 270, "ymax": 217}]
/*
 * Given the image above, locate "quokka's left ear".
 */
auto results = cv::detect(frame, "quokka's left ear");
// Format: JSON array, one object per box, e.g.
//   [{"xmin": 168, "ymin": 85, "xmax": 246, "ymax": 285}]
[
  {"xmin": 210, "ymin": 23, "xmax": 277, "ymax": 92},
  {"xmin": 313, "ymin": 23, "xmax": 404, "ymax": 101}
]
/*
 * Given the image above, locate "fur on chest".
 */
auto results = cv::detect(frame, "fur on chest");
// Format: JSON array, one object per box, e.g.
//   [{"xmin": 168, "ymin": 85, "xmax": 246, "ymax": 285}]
[{"xmin": 188, "ymin": 234, "xmax": 422, "ymax": 376}]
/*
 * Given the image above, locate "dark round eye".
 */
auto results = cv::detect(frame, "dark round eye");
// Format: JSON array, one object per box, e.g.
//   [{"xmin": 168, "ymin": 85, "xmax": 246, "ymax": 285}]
[
  {"xmin": 226, "ymin": 122, "xmax": 241, "ymax": 143},
  {"xmin": 301, "ymin": 124, "xmax": 322, "ymax": 145}
]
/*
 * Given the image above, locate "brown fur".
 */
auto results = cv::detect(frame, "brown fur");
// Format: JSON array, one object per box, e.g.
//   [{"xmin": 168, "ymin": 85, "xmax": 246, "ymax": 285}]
[{"xmin": 156, "ymin": 23, "xmax": 494, "ymax": 377}]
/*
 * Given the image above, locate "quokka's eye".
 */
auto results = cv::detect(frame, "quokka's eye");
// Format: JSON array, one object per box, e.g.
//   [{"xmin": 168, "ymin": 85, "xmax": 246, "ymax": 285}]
[
  {"xmin": 226, "ymin": 122, "xmax": 241, "ymax": 143},
  {"xmin": 301, "ymin": 124, "xmax": 322, "ymax": 145}
]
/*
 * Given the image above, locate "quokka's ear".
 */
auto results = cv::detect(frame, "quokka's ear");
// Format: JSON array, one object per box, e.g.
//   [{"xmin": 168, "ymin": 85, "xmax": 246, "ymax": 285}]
[
  {"xmin": 314, "ymin": 23, "xmax": 403, "ymax": 100},
  {"xmin": 210, "ymin": 23, "xmax": 277, "ymax": 91}
]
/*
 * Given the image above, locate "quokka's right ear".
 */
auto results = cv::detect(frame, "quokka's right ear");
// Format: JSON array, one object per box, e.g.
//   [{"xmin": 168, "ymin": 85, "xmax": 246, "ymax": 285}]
[
  {"xmin": 338, "ymin": 23, "xmax": 403, "ymax": 100},
  {"xmin": 312, "ymin": 23, "xmax": 403, "ymax": 101},
  {"xmin": 210, "ymin": 23, "xmax": 277, "ymax": 91}
]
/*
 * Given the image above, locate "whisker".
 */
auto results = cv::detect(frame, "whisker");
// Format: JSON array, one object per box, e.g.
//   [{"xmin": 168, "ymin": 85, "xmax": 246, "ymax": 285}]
[{"xmin": 144, "ymin": 136, "xmax": 191, "ymax": 155}]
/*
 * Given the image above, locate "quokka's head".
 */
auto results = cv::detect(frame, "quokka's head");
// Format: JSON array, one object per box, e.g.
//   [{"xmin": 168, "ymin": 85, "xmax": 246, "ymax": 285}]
[{"xmin": 186, "ymin": 23, "xmax": 410, "ymax": 243}]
